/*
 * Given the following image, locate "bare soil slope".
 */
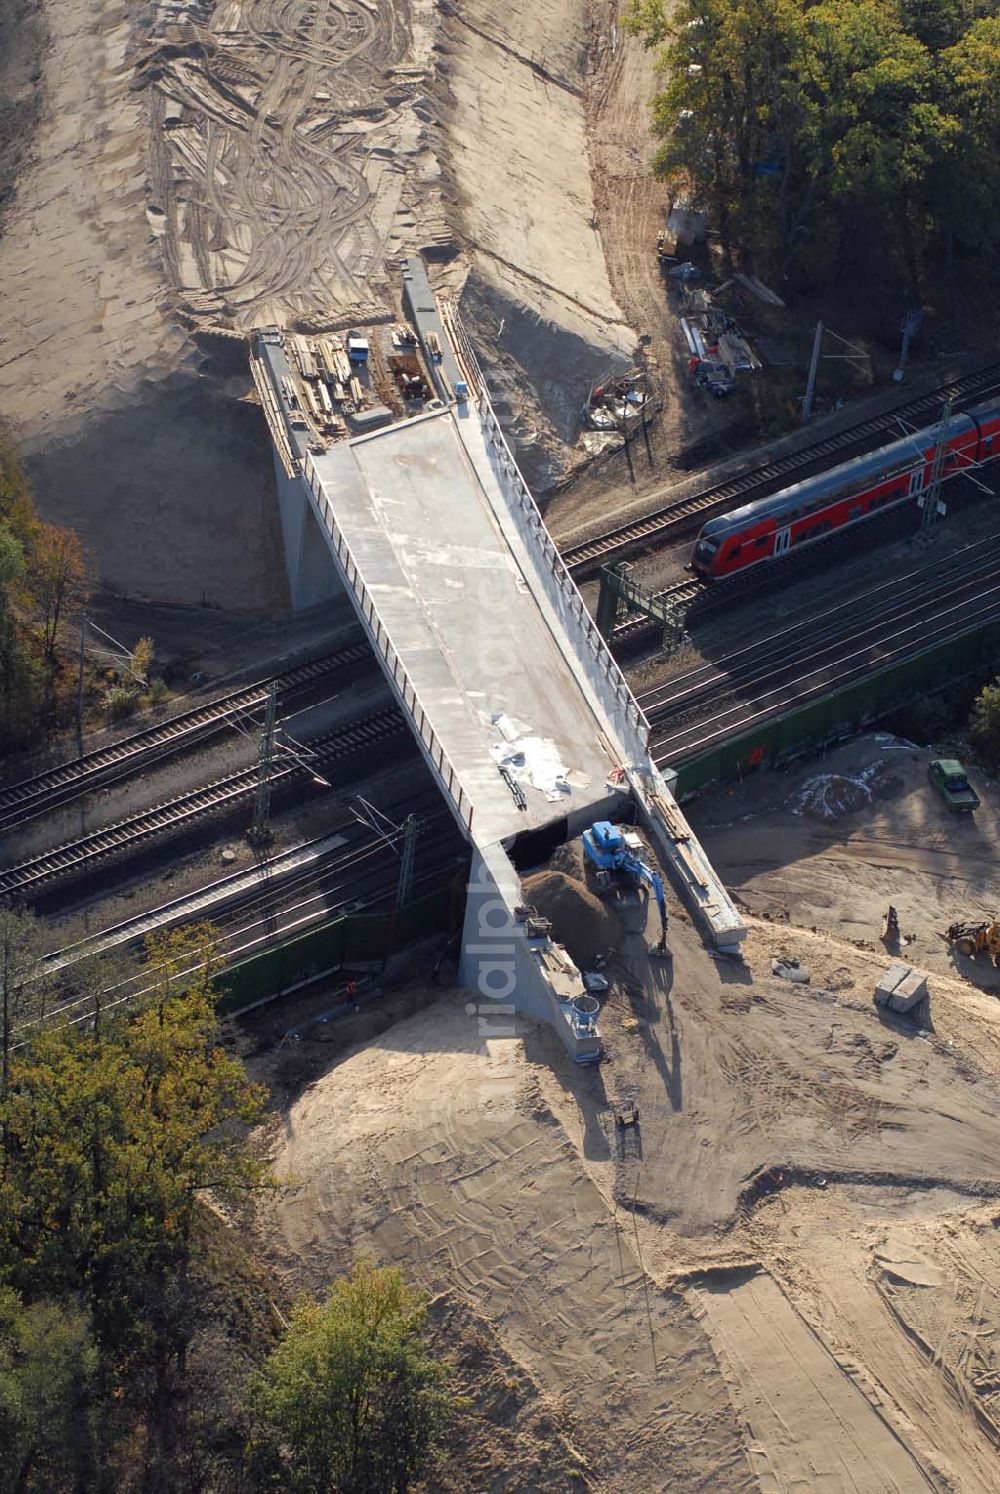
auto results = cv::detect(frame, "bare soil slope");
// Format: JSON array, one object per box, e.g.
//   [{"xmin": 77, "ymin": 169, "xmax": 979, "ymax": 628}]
[
  {"xmin": 255, "ymin": 995, "xmax": 752, "ymax": 1492},
  {"xmin": 0, "ymin": 0, "xmax": 289, "ymax": 607},
  {"xmin": 258, "ymin": 734, "xmax": 1000, "ymax": 1489},
  {"xmin": 438, "ymin": 0, "xmax": 638, "ymax": 485}
]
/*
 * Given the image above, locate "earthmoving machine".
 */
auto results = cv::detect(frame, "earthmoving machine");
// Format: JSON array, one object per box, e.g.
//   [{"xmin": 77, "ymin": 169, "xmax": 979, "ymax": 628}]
[
  {"xmin": 941, "ymin": 917, "xmax": 1000, "ymax": 967},
  {"xmin": 582, "ymin": 821, "xmax": 669, "ymax": 955}
]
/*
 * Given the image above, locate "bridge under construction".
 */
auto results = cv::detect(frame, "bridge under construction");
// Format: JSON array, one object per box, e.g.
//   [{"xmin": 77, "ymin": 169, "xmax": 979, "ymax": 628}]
[{"xmin": 252, "ymin": 257, "xmax": 744, "ymax": 1061}]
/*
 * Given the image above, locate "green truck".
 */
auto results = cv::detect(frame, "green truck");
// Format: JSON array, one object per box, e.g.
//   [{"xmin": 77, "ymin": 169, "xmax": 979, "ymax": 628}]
[{"xmin": 928, "ymin": 758, "xmax": 980, "ymax": 813}]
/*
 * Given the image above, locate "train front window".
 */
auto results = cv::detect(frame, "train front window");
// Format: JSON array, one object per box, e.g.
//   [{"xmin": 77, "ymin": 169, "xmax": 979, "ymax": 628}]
[{"xmin": 694, "ymin": 539, "xmax": 719, "ymax": 566}]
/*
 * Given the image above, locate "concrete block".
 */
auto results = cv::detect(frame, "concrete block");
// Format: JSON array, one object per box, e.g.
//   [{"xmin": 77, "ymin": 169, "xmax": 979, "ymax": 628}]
[{"xmin": 874, "ymin": 961, "xmax": 928, "ymax": 1014}]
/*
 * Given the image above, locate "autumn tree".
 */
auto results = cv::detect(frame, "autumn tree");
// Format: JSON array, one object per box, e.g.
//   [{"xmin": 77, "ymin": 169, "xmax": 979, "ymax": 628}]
[
  {"xmin": 28, "ymin": 522, "xmax": 88, "ymax": 667},
  {"xmin": 0, "ymin": 433, "xmax": 35, "ymax": 541},
  {"xmin": 0, "ymin": 529, "xmax": 29, "ymax": 744},
  {"xmin": 628, "ymin": 0, "xmax": 1000, "ymax": 295},
  {"xmin": 0, "ymin": 924, "xmax": 269, "ymax": 1486},
  {"xmin": 0, "ymin": 432, "xmax": 90, "ymax": 747},
  {"xmin": 0, "ymin": 1288, "xmax": 96, "ymax": 1494},
  {"xmin": 250, "ymin": 1261, "xmax": 452, "ymax": 1494},
  {"xmin": 0, "ymin": 907, "xmax": 51, "ymax": 1112},
  {"xmin": 970, "ymin": 676, "xmax": 1000, "ymax": 761},
  {"xmin": 130, "ymin": 634, "xmax": 155, "ymax": 686},
  {"xmin": 940, "ymin": 16, "xmax": 1000, "ymax": 259}
]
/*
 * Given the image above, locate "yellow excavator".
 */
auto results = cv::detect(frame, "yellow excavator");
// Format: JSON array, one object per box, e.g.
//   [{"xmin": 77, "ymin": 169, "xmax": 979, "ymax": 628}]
[{"xmin": 942, "ymin": 918, "xmax": 1000, "ymax": 967}]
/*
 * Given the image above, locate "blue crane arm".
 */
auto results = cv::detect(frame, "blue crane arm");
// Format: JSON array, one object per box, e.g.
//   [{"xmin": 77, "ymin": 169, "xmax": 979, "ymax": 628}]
[
  {"xmin": 650, "ymin": 870, "xmax": 666, "ymax": 926},
  {"xmin": 626, "ymin": 856, "xmax": 667, "ymax": 930}
]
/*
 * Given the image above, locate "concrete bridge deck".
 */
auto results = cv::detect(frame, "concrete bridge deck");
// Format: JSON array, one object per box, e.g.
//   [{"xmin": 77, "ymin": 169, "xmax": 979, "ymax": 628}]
[
  {"xmin": 303, "ymin": 403, "xmax": 633, "ymax": 847},
  {"xmin": 256, "ymin": 261, "xmax": 744, "ymax": 1062}
]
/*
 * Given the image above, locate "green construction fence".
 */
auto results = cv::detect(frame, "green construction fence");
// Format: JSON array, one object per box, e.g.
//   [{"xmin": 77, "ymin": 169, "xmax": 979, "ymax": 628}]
[
  {"xmin": 672, "ymin": 618, "xmax": 1000, "ymax": 799},
  {"xmin": 215, "ymin": 879, "xmax": 462, "ymax": 1014}
]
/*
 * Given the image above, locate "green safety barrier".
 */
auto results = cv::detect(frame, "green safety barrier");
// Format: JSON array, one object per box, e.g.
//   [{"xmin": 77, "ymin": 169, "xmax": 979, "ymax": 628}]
[
  {"xmin": 215, "ymin": 880, "xmax": 461, "ymax": 1013},
  {"xmin": 672, "ymin": 619, "xmax": 1000, "ymax": 799}
]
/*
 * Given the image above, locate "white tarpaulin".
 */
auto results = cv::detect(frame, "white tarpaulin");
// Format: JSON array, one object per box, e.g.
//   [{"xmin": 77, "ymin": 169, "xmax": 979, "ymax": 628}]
[{"xmin": 488, "ymin": 712, "xmax": 583, "ymax": 800}]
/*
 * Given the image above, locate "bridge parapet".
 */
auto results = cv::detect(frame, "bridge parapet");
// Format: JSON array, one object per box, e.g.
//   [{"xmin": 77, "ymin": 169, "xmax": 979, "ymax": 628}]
[
  {"xmin": 301, "ymin": 447, "xmax": 475, "ymax": 833},
  {"xmin": 447, "ymin": 306, "xmax": 650, "ymax": 767}
]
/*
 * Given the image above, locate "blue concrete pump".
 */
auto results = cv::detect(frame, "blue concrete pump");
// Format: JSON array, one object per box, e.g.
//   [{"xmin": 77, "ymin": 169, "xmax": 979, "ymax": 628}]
[{"xmin": 582, "ymin": 821, "xmax": 668, "ymax": 954}]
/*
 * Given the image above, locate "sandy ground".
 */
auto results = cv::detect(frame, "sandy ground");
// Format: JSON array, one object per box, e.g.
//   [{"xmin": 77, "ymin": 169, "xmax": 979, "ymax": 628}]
[
  {"xmin": 255, "ymin": 995, "xmax": 752, "ymax": 1492},
  {"xmin": 691, "ymin": 734, "xmax": 1000, "ymax": 1000},
  {"xmin": 256, "ymin": 732, "xmax": 1000, "ymax": 1489},
  {"xmin": 538, "ymin": 0, "xmax": 742, "ymax": 535},
  {"xmin": 0, "ymin": 0, "xmax": 644, "ymax": 601},
  {"xmin": 436, "ymin": 0, "xmax": 639, "ymax": 488},
  {"xmin": 0, "ymin": 0, "xmax": 290, "ymax": 608},
  {"xmin": 0, "ymin": 0, "xmax": 448, "ymax": 607},
  {"xmin": 145, "ymin": 0, "xmax": 449, "ymax": 328},
  {"xmin": 443, "ymin": 0, "xmax": 629, "ymax": 349}
]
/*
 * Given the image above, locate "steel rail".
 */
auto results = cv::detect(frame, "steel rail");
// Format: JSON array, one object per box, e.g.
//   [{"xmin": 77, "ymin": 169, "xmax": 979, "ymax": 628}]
[
  {"xmin": 22, "ymin": 843, "xmax": 467, "ymax": 1039},
  {"xmin": 0, "ymin": 706, "xmax": 409, "ymax": 897},
  {"xmin": 562, "ymin": 362, "xmax": 1000, "ymax": 578},
  {"xmin": 652, "ymin": 580, "xmax": 1000, "ymax": 763},
  {"xmin": 39, "ymin": 788, "xmax": 451, "ymax": 973},
  {"xmin": 639, "ymin": 532, "xmax": 1000, "ymax": 719},
  {"xmin": 611, "ymin": 462, "xmax": 999, "ymax": 645},
  {"xmin": 0, "ymin": 641, "xmax": 377, "ymax": 833},
  {"xmin": 651, "ymin": 573, "xmax": 1000, "ymax": 741},
  {"xmin": 33, "ymin": 820, "xmax": 467, "ymax": 1033}
]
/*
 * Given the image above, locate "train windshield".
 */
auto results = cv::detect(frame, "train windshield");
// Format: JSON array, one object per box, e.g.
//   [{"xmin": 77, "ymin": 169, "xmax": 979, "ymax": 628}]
[{"xmin": 693, "ymin": 538, "xmax": 718, "ymax": 566}]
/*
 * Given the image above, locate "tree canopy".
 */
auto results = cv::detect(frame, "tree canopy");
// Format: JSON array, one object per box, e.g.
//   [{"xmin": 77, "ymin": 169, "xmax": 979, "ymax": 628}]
[
  {"xmin": 0, "ymin": 923, "xmax": 270, "ymax": 1490},
  {"xmin": 0, "ymin": 434, "xmax": 89, "ymax": 751},
  {"xmin": 0, "ymin": 921, "xmax": 458, "ymax": 1490},
  {"xmin": 627, "ymin": 0, "xmax": 1000, "ymax": 296},
  {"xmin": 250, "ymin": 1260, "xmax": 452, "ymax": 1494},
  {"xmin": 970, "ymin": 675, "xmax": 1000, "ymax": 760}
]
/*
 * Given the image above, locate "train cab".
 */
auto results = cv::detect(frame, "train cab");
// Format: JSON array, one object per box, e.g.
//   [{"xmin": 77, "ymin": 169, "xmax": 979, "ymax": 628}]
[{"xmin": 691, "ymin": 534, "xmax": 720, "ymax": 575}]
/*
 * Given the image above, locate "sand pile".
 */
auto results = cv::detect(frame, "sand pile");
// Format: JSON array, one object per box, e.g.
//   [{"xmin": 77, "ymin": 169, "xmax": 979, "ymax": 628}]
[{"xmin": 521, "ymin": 868, "xmax": 621, "ymax": 969}]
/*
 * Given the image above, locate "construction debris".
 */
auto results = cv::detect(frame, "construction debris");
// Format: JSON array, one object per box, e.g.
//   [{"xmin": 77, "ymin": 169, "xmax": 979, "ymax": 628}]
[
  {"xmin": 733, "ymin": 271, "xmax": 786, "ymax": 308},
  {"xmin": 773, "ymin": 957, "xmax": 810, "ymax": 984},
  {"xmin": 680, "ymin": 286, "xmax": 761, "ymax": 397},
  {"xmin": 882, "ymin": 904, "xmax": 900, "ymax": 942},
  {"xmin": 584, "ymin": 366, "xmax": 654, "ymax": 433},
  {"xmin": 874, "ymin": 961, "xmax": 928, "ymax": 1015}
]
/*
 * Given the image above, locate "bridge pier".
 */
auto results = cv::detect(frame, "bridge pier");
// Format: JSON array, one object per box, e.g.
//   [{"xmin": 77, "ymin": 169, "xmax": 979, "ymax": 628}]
[
  {"xmin": 271, "ymin": 453, "xmax": 342, "ymax": 611},
  {"xmin": 461, "ymin": 842, "xmax": 605, "ymax": 1064}
]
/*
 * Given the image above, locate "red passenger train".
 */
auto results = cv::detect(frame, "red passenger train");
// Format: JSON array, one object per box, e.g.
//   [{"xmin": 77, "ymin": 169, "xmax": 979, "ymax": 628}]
[{"xmin": 690, "ymin": 400, "xmax": 1000, "ymax": 579}]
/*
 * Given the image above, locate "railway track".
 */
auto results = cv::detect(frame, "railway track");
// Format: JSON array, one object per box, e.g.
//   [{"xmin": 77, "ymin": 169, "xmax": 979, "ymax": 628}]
[
  {"xmin": 0, "ymin": 705, "xmax": 409, "ymax": 899},
  {"xmin": 21, "ymin": 797, "xmax": 469, "ymax": 1036},
  {"xmin": 0, "ymin": 641, "xmax": 376, "ymax": 834},
  {"xmin": 646, "ymin": 531, "xmax": 1000, "ymax": 765},
  {"xmin": 610, "ymin": 501, "xmax": 934, "ymax": 645},
  {"xmin": 562, "ymin": 361, "xmax": 1000, "ymax": 579}
]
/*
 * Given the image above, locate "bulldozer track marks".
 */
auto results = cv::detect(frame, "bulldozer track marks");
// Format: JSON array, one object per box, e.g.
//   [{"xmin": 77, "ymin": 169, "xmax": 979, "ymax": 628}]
[
  {"xmin": 718, "ymin": 1043, "xmax": 884, "ymax": 1144},
  {"xmin": 146, "ymin": 0, "xmax": 418, "ymax": 326}
]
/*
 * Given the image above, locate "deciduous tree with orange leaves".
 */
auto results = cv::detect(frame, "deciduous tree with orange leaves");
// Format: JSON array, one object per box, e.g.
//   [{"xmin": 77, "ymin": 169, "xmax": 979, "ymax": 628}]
[{"xmin": 0, "ymin": 431, "xmax": 91, "ymax": 749}]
